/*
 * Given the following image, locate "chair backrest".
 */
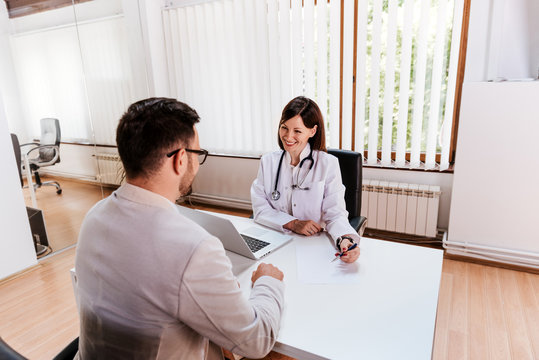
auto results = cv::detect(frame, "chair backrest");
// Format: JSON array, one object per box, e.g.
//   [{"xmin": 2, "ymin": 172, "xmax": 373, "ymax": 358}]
[
  {"xmin": 10, "ymin": 133, "xmax": 23, "ymax": 187},
  {"xmin": 0, "ymin": 337, "xmax": 27, "ymax": 360},
  {"xmin": 39, "ymin": 118, "xmax": 61, "ymax": 163},
  {"xmin": 327, "ymin": 149, "xmax": 363, "ymax": 218}
]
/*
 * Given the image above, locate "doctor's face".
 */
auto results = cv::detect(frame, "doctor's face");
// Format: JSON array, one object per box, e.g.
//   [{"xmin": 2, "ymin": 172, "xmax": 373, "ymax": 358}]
[{"xmin": 279, "ymin": 115, "xmax": 317, "ymax": 157}]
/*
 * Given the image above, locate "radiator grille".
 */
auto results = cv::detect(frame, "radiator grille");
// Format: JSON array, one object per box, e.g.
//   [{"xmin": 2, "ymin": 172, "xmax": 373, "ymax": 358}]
[
  {"xmin": 96, "ymin": 153, "xmax": 124, "ymax": 186},
  {"xmin": 361, "ymin": 180, "xmax": 441, "ymax": 237}
]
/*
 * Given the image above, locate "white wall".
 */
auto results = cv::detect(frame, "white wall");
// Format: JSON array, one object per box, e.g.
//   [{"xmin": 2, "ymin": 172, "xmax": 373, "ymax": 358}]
[
  {"xmin": 138, "ymin": 0, "xmax": 169, "ymax": 96},
  {"xmin": 447, "ymin": 82, "xmax": 539, "ymax": 265},
  {"xmin": 0, "ymin": 2, "xmax": 26, "ymax": 140},
  {"xmin": 448, "ymin": 0, "xmax": 539, "ymax": 265},
  {"xmin": 0, "ymin": 92, "xmax": 37, "ymax": 280},
  {"xmin": 466, "ymin": 0, "xmax": 539, "ymax": 81}
]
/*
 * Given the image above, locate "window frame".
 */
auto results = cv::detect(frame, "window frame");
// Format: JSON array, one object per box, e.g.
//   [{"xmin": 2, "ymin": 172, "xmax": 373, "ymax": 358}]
[{"xmin": 339, "ymin": 0, "xmax": 471, "ymax": 170}]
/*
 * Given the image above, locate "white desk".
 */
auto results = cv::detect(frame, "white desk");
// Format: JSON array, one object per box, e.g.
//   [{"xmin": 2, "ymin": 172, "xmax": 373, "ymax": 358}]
[{"xmin": 220, "ymin": 213, "xmax": 444, "ymax": 360}]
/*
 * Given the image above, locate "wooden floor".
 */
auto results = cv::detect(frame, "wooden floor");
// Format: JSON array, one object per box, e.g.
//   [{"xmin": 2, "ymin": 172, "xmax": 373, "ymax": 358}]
[
  {"xmin": 22, "ymin": 176, "xmax": 113, "ymax": 252},
  {"xmin": 2, "ymin": 180, "xmax": 538, "ymax": 359}
]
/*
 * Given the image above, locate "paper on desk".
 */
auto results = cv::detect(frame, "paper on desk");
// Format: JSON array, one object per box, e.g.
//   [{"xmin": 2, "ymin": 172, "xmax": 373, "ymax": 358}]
[{"xmin": 296, "ymin": 239, "xmax": 361, "ymax": 284}]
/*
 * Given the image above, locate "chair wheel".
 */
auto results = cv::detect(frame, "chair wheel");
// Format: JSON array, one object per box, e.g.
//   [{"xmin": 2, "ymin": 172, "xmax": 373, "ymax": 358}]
[{"xmin": 57, "ymin": 189, "xmax": 62, "ymax": 194}]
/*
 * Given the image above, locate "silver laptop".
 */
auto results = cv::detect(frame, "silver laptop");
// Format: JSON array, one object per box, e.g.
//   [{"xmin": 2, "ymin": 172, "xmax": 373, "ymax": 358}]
[{"xmin": 176, "ymin": 206, "xmax": 293, "ymax": 260}]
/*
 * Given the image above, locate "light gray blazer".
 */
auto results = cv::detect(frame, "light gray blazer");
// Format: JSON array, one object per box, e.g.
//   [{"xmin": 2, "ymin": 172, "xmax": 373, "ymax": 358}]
[{"xmin": 75, "ymin": 183, "xmax": 284, "ymax": 359}]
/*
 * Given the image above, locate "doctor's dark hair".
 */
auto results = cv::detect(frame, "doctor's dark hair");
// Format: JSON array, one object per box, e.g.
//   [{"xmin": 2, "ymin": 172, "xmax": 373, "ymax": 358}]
[
  {"xmin": 116, "ymin": 97, "xmax": 200, "ymax": 179},
  {"xmin": 278, "ymin": 96, "xmax": 327, "ymax": 152}
]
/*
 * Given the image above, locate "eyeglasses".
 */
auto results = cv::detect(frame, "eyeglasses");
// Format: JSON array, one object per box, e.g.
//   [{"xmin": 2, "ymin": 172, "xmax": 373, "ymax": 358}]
[{"xmin": 166, "ymin": 148, "xmax": 209, "ymax": 165}]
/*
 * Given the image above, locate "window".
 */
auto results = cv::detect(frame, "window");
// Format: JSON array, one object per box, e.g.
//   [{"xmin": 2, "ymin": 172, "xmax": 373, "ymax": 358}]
[
  {"xmin": 9, "ymin": 2, "xmax": 140, "ymax": 145},
  {"xmin": 163, "ymin": 0, "xmax": 468, "ymax": 171}
]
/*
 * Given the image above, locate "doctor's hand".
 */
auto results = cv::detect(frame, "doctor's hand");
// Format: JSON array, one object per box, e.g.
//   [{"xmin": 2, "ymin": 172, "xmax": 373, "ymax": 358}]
[
  {"xmin": 338, "ymin": 237, "xmax": 361, "ymax": 263},
  {"xmin": 251, "ymin": 263, "xmax": 284, "ymax": 285},
  {"xmin": 283, "ymin": 219, "xmax": 323, "ymax": 236}
]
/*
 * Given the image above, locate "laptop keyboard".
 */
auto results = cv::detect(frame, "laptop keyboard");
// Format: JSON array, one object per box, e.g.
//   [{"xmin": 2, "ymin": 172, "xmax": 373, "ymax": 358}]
[{"xmin": 241, "ymin": 235, "xmax": 270, "ymax": 252}]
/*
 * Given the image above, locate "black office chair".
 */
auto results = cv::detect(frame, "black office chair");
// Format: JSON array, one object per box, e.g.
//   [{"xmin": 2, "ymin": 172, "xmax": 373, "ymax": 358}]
[
  {"xmin": 0, "ymin": 337, "xmax": 26, "ymax": 360},
  {"xmin": 11, "ymin": 133, "xmax": 23, "ymax": 187},
  {"xmin": 11, "ymin": 133, "xmax": 50, "ymax": 256},
  {"xmin": 20, "ymin": 118, "xmax": 62, "ymax": 194},
  {"xmin": 328, "ymin": 149, "xmax": 367, "ymax": 235},
  {"xmin": 0, "ymin": 337, "xmax": 78, "ymax": 360}
]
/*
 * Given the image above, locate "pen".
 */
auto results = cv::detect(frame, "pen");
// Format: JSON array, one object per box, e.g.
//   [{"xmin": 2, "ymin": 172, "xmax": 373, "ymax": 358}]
[{"xmin": 331, "ymin": 243, "xmax": 358, "ymax": 262}]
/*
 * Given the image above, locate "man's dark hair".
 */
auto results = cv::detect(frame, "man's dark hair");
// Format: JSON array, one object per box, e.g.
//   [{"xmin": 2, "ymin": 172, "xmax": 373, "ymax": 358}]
[
  {"xmin": 116, "ymin": 97, "xmax": 200, "ymax": 179},
  {"xmin": 278, "ymin": 96, "xmax": 327, "ymax": 152}
]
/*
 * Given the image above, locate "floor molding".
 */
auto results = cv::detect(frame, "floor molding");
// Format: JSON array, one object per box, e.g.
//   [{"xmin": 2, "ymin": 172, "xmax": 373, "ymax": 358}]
[{"xmin": 443, "ymin": 252, "xmax": 539, "ymax": 275}]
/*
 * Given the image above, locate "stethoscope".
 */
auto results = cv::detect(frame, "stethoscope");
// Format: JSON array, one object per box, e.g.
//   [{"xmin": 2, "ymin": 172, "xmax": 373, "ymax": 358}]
[{"xmin": 271, "ymin": 148, "xmax": 315, "ymax": 201}]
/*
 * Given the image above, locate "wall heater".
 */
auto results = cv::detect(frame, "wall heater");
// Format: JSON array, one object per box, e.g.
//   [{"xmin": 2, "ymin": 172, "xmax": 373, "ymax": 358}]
[
  {"xmin": 361, "ymin": 180, "xmax": 441, "ymax": 237},
  {"xmin": 95, "ymin": 153, "xmax": 124, "ymax": 186}
]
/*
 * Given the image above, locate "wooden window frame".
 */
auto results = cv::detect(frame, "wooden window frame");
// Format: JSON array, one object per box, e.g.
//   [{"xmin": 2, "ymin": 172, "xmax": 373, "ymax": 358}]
[
  {"xmin": 340, "ymin": 0, "xmax": 471, "ymax": 169},
  {"xmin": 4, "ymin": 0, "xmax": 92, "ymax": 19}
]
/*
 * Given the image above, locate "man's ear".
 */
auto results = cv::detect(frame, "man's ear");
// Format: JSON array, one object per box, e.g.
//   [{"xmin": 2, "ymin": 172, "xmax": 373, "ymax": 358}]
[{"xmin": 172, "ymin": 149, "xmax": 186, "ymax": 175}]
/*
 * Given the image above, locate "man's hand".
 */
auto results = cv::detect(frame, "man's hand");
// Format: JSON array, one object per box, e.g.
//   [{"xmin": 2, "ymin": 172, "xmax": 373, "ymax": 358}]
[
  {"xmin": 251, "ymin": 263, "xmax": 284, "ymax": 284},
  {"xmin": 338, "ymin": 237, "xmax": 360, "ymax": 263},
  {"xmin": 283, "ymin": 219, "xmax": 323, "ymax": 236}
]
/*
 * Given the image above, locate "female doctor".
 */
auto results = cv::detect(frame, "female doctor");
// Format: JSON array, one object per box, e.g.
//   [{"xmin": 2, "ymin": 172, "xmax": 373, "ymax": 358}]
[{"xmin": 251, "ymin": 96, "xmax": 360, "ymax": 263}]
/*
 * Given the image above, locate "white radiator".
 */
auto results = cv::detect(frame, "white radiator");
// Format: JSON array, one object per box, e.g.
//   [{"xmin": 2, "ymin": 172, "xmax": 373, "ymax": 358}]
[
  {"xmin": 361, "ymin": 180, "xmax": 441, "ymax": 237},
  {"xmin": 95, "ymin": 153, "xmax": 124, "ymax": 186}
]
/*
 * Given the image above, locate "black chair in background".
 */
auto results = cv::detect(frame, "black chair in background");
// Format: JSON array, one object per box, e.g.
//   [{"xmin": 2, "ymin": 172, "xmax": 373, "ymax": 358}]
[
  {"xmin": 10, "ymin": 133, "xmax": 23, "ymax": 187},
  {"xmin": 0, "ymin": 337, "xmax": 78, "ymax": 360},
  {"xmin": 0, "ymin": 337, "xmax": 26, "ymax": 360},
  {"xmin": 11, "ymin": 133, "xmax": 50, "ymax": 256},
  {"xmin": 328, "ymin": 149, "xmax": 367, "ymax": 236},
  {"xmin": 20, "ymin": 118, "xmax": 62, "ymax": 194}
]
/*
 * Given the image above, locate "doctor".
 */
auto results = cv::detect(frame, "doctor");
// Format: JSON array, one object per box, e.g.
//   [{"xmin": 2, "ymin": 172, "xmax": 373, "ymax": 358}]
[{"xmin": 251, "ymin": 96, "xmax": 360, "ymax": 263}]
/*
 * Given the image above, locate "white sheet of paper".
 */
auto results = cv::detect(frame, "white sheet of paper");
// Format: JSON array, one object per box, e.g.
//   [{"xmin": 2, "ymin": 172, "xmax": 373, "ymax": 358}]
[{"xmin": 295, "ymin": 238, "xmax": 361, "ymax": 284}]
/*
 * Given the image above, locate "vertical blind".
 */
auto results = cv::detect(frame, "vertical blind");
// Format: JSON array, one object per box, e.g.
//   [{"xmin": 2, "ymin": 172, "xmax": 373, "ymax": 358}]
[
  {"xmin": 163, "ymin": 0, "xmax": 343, "ymax": 156},
  {"xmin": 11, "ymin": 16, "xmax": 136, "ymax": 145},
  {"xmin": 163, "ymin": 0, "xmax": 465, "ymax": 170}
]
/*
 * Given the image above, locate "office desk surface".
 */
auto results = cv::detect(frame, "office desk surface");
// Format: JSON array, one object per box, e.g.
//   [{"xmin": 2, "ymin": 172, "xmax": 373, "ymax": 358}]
[{"xmin": 221, "ymin": 214, "xmax": 444, "ymax": 360}]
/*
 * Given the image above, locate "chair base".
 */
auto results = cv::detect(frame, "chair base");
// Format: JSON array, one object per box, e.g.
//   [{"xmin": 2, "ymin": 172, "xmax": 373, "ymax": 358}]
[
  {"xmin": 24, "ymin": 180, "xmax": 62, "ymax": 195},
  {"xmin": 36, "ymin": 244, "xmax": 48, "ymax": 256},
  {"xmin": 39, "ymin": 181, "xmax": 62, "ymax": 194}
]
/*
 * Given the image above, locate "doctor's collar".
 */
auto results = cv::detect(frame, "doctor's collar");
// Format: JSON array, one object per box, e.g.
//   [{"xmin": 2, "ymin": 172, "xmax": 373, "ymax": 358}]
[{"xmin": 284, "ymin": 143, "xmax": 312, "ymax": 166}]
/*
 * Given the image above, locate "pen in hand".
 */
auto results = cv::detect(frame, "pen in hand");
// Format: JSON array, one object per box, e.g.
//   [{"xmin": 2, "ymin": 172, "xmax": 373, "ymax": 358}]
[{"xmin": 331, "ymin": 243, "xmax": 358, "ymax": 262}]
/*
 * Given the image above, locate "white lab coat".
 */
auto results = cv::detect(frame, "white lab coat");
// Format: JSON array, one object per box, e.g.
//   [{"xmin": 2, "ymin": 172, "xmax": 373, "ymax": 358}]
[{"xmin": 251, "ymin": 144, "xmax": 360, "ymax": 245}]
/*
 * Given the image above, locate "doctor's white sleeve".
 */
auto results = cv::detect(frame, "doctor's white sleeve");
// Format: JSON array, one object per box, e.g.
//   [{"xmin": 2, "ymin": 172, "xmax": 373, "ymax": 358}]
[
  {"xmin": 322, "ymin": 158, "xmax": 360, "ymax": 245},
  {"xmin": 250, "ymin": 159, "xmax": 296, "ymax": 231}
]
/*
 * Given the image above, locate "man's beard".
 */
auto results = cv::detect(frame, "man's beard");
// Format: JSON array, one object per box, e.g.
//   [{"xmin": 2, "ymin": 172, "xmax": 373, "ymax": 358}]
[
  {"xmin": 180, "ymin": 185, "xmax": 193, "ymax": 197},
  {"xmin": 177, "ymin": 160, "xmax": 196, "ymax": 198}
]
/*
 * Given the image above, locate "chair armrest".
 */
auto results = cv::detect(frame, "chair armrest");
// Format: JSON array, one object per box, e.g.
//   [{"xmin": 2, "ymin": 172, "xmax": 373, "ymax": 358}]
[
  {"xmin": 20, "ymin": 142, "xmax": 40, "ymax": 152},
  {"xmin": 349, "ymin": 216, "xmax": 367, "ymax": 236},
  {"xmin": 25, "ymin": 145, "xmax": 60, "ymax": 166}
]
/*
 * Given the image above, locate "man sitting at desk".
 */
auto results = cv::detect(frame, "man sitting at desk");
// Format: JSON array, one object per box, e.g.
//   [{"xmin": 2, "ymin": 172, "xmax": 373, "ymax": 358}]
[{"xmin": 75, "ymin": 98, "xmax": 285, "ymax": 359}]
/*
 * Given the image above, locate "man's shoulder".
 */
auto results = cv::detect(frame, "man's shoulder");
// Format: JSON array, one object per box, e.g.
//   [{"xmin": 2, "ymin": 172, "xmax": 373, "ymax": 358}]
[{"xmin": 80, "ymin": 195, "xmax": 214, "ymax": 249}]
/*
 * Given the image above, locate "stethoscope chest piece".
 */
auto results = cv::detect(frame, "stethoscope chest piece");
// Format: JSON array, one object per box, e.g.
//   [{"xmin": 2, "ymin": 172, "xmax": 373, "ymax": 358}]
[{"xmin": 271, "ymin": 149, "xmax": 315, "ymax": 202}]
